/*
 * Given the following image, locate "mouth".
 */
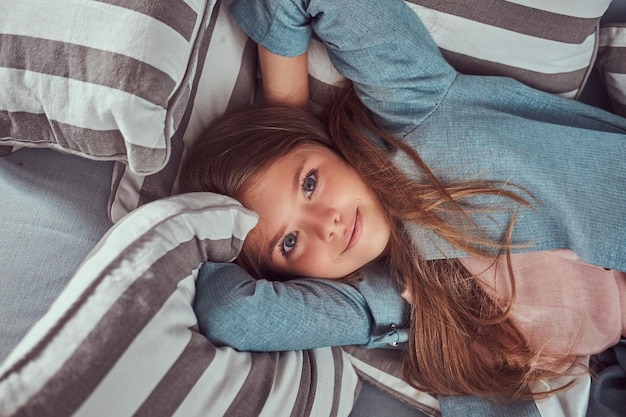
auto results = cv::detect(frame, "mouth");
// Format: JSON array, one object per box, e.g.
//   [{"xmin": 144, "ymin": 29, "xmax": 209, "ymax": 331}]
[{"xmin": 342, "ymin": 208, "xmax": 362, "ymax": 254}]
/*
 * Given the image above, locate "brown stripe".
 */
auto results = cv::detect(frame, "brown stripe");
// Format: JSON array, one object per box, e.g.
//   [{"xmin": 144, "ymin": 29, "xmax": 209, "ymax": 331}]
[
  {"xmin": 0, "ymin": 110, "xmax": 127, "ymax": 158},
  {"xmin": 289, "ymin": 350, "xmax": 317, "ymax": 417},
  {"xmin": 137, "ymin": 0, "xmax": 224, "ymax": 207},
  {"xmin": 225, "ymin": 38, "xmax": 259, "ymax": 113},
  {"xmin": 328, "ymin": 347, "xmax": 345, "ymax": 417},
  {"xmin": 94, "ymin": 0, "xmax": 198, "ymax": 41},
  {"xmin": 441, "ymin": 49, "xmax": 588, "ymax": 95},
  {"xmin": 597, "ymin": 46, "xmax": 626, "ymax": 73},
  {"xmin": 0, "ymin": 34, "xmax": 174, "ymax": 106},
  {"xmin": 223, "ymin": 352, "xmax": 281, "ymax": 417},
  {"xmin": 132, "ymin": 332, "xmax": 217, "ymax": 417},
  {"xmin": 406, "ymin": 0, "xmax": 598, "ymax": 43}
]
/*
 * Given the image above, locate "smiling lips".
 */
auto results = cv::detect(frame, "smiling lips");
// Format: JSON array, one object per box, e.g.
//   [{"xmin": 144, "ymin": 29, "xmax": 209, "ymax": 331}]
[{"xmin": 342, "ymin": 208, "xmax": 362, "ymax": 254}]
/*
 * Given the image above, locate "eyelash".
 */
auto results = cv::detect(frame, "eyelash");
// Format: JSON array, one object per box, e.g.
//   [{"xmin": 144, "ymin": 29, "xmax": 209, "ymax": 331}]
[{"xmin": 278, "ymin": 169, "xmax": 318, "ymax": 258}]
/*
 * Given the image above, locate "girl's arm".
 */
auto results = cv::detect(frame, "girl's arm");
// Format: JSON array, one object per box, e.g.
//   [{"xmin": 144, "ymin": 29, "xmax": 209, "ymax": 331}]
[
  {"xmin": 258, "ymin": 45, "xmax": 309, "ymax": 108},
  {"xmin": 194, "ymin": 261, "xmax": 409, "ymax": 351},
  {"xmin": 229, "ymin": 0, "xmax": 456, "ymax": 136}
]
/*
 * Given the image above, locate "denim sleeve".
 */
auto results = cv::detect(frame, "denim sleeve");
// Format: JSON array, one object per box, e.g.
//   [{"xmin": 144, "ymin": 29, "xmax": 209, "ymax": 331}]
[
  {"xmin": 194, "ymin": 261, "xmax": 409, "ymax": 351},
  {"xmin": 229, "ymin": 0, "xmax": 456, "ymax": 136}
]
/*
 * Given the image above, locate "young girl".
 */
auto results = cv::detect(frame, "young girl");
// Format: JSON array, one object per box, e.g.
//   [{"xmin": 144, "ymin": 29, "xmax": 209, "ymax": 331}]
[{"xmin": 180, "ymin": 0, "xmax": 626, "ymax": 402}]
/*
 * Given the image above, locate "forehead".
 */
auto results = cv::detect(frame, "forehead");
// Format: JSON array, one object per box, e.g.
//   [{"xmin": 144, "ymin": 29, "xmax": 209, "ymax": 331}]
[{"xmin": 245, "ymin": 144, "xmax": 334, "ymax": 190}]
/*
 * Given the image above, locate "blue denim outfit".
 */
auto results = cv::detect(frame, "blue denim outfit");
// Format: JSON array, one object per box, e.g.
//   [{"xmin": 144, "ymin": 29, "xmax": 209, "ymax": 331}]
[
  {"xmin": 196, "ymin": 261, "xmax": 409, "ymax": 350},
  {"xmin": 195, "ymin": 0, "xmax": 626, "ymax": 415}
]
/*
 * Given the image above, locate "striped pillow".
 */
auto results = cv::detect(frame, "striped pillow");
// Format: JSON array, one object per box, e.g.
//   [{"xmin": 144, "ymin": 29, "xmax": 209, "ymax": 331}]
[
  {"xmin": 596, "ymin": 24, "xmax": 626, "ymax": 117},
  {"xmin": 0, "ymin": 0, "xmax": 213, "ymax": 175},
  {"xmin": 405, "ymin": 0, "xmax": 611, "ymax": 99},
  {"xmin": 107, "ymin": 0, "xmax": 612, "ymax": 221},
  {"xmin": 108, "ymin": 0, "xmax": 256, "ymax": 221},
  {"xmin": 0, "ymin": 193, "xmax": 362, "ymax": 417}
]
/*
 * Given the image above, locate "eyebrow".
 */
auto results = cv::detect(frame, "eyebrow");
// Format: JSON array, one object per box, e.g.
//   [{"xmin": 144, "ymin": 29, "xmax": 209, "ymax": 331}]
[{"xmin": 266, "ymin": 159, "xmax": 307, "ymax": 260}]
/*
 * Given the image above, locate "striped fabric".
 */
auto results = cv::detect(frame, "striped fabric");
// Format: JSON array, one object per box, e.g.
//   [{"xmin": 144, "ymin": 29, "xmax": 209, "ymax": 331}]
[
  {"xmin": 109, "ymin": 0, "xmax": 256, "ymax": 222},
  {"xmin": 0, "ymin": 0, "xmax": 212, "ymax": 175},
  {"xmin": 0, "ymin": 193, "xmax": 362, "ymax": 417},
  {"xmin": 596, "ymin": 24, "xmax": 626, "ymax": 117},
  {"xmin": 405, "ymin": 0, "xmax": 611, "ymax": 99}
]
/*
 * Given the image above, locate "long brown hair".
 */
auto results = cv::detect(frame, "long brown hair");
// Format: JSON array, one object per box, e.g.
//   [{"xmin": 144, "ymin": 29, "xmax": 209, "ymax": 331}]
[{"xmin": 179, "ymin": 87, "xmax": 568, "ymax": 398}]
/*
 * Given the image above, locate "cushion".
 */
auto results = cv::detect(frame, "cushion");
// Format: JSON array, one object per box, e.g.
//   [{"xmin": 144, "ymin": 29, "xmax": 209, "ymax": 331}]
[
  {"xmin": 596, "ymin": 24, "xmax": 626, "ymax": 117},
  {"xmin": 0, "ymin": 193, "xmax": 363, "ymax": 417},
  {"xmin": 0, "ymin": 0, "xmax": 213, "ymax": 175},
  {"xmin": 107, "ymin": 0, "xmax": 612, "ymax": 221},
  {"xmin": 108, "ymin": 0, "xmax": 256, "ymax": 221},
  {"xmin": 404, "ymin": 0, "xmax": 611, "ymax": 99}
]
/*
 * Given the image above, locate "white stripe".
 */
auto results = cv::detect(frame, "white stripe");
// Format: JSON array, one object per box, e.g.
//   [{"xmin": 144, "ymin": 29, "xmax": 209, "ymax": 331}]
[
  {"xmin": 599, "ymin": 25, "xmax": 626, "ymax": 48},
  {"xmin": 346, "ymin": 354, "xmax": 440, "ymax": 412},
  {"xmin": 559, "ymin": 88, "xmax": 579, "ymax": 100},
  {"xmin": 504, "ymin": 0, "xmax": 610, "ymax": 18},
  {"xmin": 257, "ymin": 351, "xmax": 306, "ymax": 417},
  {"xmin": 184, "ymin": 0, "xmax": 212, "ymax": 13},
  {"xmin": 532, "ymin": 360, "xmax": 591, "ymax": 417},
  {"xmin": 0, "ymin": 68, "xmax": 168, "ymax": 150},
  {"xmin": 308, "ymin": 39, "xmax": 345, "ymax": 86},
  {"xmin": 74, "ymin": 275, "xmax": 199, "ymax": 417},
  {"xmin": 604, "ymin": 72, "xmax": 626, "ymax": 105},
  {"xmin": 408, "ymin": 4, "xmax": 595, "ymax": 74},
  {"xmin": 337, "ymin": 351, "xmax": 361, "ymax": 416},
  {"xmin": 0, "ymin": 0, "xmax": 191, "ymax": 81},
  {"xmin": 174, "ymin": 347, "xmax": 253, "ymax": 417},
  {"xmin": 303, "ymin": 348, "xmax": 336, "ymax": 417}
]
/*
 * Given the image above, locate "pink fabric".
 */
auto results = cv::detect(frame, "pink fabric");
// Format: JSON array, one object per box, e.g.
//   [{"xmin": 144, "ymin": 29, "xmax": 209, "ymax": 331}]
[{"xmin": 460, "ymin": 249, "xmax": 626, "ymax": 372}]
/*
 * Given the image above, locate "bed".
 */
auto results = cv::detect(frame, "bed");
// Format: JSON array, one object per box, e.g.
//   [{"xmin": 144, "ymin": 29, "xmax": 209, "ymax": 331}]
[{"xmin": 1, "ymin": 1, "xmax": 625, "ymax": 416}]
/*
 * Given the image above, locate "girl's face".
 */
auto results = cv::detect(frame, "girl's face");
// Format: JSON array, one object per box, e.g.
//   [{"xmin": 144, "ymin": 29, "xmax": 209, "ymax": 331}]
[{"xmin": 240, "ymin": 144, "xmax": 391, "ymax": 279}]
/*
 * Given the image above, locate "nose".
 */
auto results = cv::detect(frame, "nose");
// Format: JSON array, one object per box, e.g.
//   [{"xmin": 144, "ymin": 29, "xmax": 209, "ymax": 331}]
[{"xmin": 307, "ymin": 205, "xmax": 340, "ymax": 241}]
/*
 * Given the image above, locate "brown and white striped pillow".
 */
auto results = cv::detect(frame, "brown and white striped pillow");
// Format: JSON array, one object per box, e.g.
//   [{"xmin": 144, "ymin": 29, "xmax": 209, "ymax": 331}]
[
  {"xmin": 108, "ymin": 0, "xmax": 256, "ymax": 221},
  {"xmin": 0, "ymin": 0, "xmax": 214, "ymax": 175},
  {"xmin": 107, "ymin": 0, "xmax": 613, "ymax": 221},
  {"xmin": 406, "ymin": 0, "xmax": 612, "ymax": 99},
  {"xmin": 596, "ymin": 24, "xmax": 626, "ymax": 117},
  {"xmin": 0, "ymin": 193, "xmax": 365, "ymax": 417}
]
